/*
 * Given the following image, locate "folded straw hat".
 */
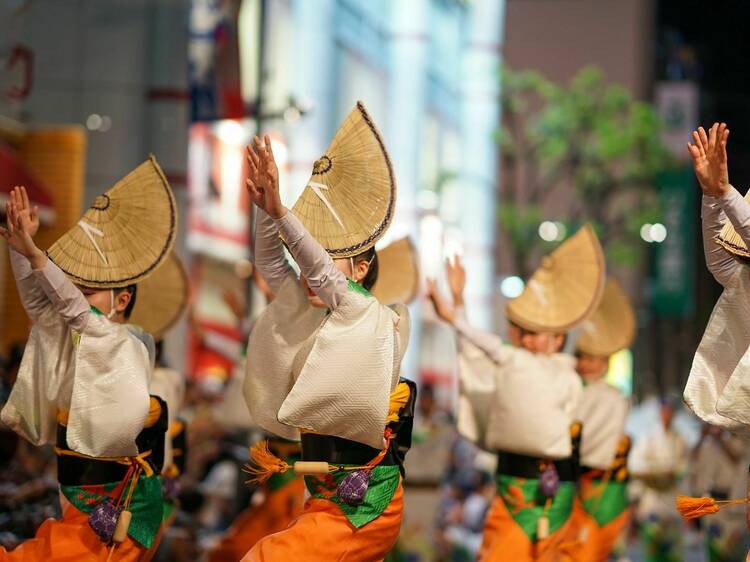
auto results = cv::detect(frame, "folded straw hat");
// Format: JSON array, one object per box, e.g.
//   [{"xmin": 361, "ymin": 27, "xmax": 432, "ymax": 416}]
[
  {"xmin": 506, "ymin": 223, "xmax": 605, "ymax": 333},
  {"xmin": 371, "ymin": 237, "xmax": 419, "ymax": 305},
  {"xmin": 576, "ymin": 278, "xmax": 636, "ymax": 357},
  {"xmin": 129, "ymin": 253, "xmax": 189, "ymax": 339},
  {"xmin": 291, "ymin": 101, "xmax": 396, "ymax": 258},
  {"xmin": 717, "ymin": 190, "xmax": 750, "ymax": 259},
  {"xmin": 48, "ymin": 156, "xmax": 177, "ymax": 288}
]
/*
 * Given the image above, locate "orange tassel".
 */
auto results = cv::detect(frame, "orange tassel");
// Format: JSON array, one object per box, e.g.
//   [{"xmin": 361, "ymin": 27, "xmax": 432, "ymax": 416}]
[
  {"xmin": 675, "ymin": 496, "xmax": 721, "ymax": 520},
  {"xmin": 243, "ymin": 440, "xmax": 291, "ymax": 484},
  {"xmin": 675, "ymin": 495, "xmax": 749, "ymax": 520}
]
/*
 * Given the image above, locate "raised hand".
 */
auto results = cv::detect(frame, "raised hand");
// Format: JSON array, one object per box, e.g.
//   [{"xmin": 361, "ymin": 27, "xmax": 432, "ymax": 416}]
[
  {"xmin": 1, "ymin": 186, "xmax": 43, "ymax": 262},
  {"xmin": 445, "ymin": 255, "xmax": 466, "ymax": 307},
  {"xmin": 245, "ymin": 135, "xmax": 286, "ymax": 219},
  {"xmin": 687, "ymin": 122, "xmax": 730, "ymax": 198},
  {"xmin": 426, "ymin": 278, "xmax": 455, "ymax": 324}
]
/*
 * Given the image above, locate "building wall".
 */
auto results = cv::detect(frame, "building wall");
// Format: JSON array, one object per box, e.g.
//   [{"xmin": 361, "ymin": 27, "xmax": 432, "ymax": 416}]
[{"xmin": 504, "ymin": 0, "xmax": 654, "ymax": 99}]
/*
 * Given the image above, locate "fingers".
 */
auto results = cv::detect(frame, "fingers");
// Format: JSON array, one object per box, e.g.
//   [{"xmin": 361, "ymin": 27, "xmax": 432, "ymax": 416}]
[
  {"xmin": 698, "ymin": 127, "xmax": 709, "ymax": 154},
  {"xmin": 264, "ymin": 134, "xmax": 275, "ymax": 159},
  {"xmin": 20, "ymin": 186, "xmax": 30, "ymax": 211},
  {"xmin": 0, "ymin": 225, "xmax": 8, "ymax": 239},
  {"xmin": 425, "ymin": 278, "xmax": 438, "ymax": 296},
  {"xmin": 716, "ymin": 123, "xmax": 727, "ymax": 155},
  {"xmin": 687, "ymin": 143, "xmax": 701, "ymax": 161},
  {"xmin": 5, "ymin": 201, "xmax": 16, "ymax": 235},
  {"xmin": 245, "ymin": 179, "xmax": 261, "ymax": 198},
  {"xmin": 246, "ymin": 145, "xmax": 259, "ymax": 170},
  {"xmin": 31, "ymin": 205, "xmax": 39, "ymax": 223},
  {"xmin": 706, "ymin": 123, "xmax": 719, "ymax": 154},
  {"xmin": 691, "ymin": 131, "xmax": 706, "ymax": 158},
  {"xmin": 721, "ymin": 128, "xmax": 730, "ymax": 164}
]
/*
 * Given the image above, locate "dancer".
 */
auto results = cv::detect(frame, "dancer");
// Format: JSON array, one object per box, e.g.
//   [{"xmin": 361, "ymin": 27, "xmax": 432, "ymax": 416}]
[
  {"xmin": 629, "ymin": 399, "xmax": 687, "ymax": 562},
  {"xmin": 690, "ymin": 424, "xmax": 749, "ymax": 561},
  {"xmin": 0, "ymin": 157, "xmax": 177, "ymax": 561},
  {"xmin": 682, "ymin": 121, "xmax": 750, "ymax": 536},
  {"xmin": 241, "ymin": 102, "xmax": 415, "ymax": 561},
  {"xmin": 428, "ymin": 226, "xmax": 605, "ymax": 562},
  {"xmin": 567, "ymin": 279, "xmax": 634, "ymax": 562}
]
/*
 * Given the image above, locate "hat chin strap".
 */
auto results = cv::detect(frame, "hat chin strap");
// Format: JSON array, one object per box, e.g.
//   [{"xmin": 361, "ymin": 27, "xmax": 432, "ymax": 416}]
[{"xmin": 107, "ymin": 289, "xmax": 117, "ymax": 319}]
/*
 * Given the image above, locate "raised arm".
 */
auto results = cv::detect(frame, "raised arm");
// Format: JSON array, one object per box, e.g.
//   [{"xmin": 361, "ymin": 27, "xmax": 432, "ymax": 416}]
[
  {"xmin": 1, "ymin": 186, "xmax": 89, "ymax": 331},
  {"xmin": 701, "ymin": 195, "xmax": 738, "ymax": 286},
  {"xmin": 689, "ymin": 123, "xmax": 743, "ymax": 286},
  {"xmin": 427, "ymin": 256, "xmax": 510, "ymax": 365},
  {"xmin": 253, "ymin": 208, "xmax": 294, "ymax": 294},
  {"xmin": 8, "ymin": 247, "xmax": 50, "ymax": 322},
  {"xmin": 454, "ymin": 308, "xmax": 508, "ymax": 364},
  {"xmin": 2, "ymin": 187, "xmax": 53, "ymax": 321},
  {"xmin": 246, "ymin": 135, "xmax": 347, "ymax": 309},
  {"xmin": 274, "ymin": 211, "xmax": 348, "ymax": 309},
  {"xmin": 717, "ymin": 185, "xmax": 750, "ymax": 255},
  {"xmin": 32, "ymin": 258, "xmax": 90, "ymax": 332}
]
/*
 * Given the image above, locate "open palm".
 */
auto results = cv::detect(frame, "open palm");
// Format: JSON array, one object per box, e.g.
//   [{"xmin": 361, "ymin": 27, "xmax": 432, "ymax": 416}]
[
  {"xmin": 245, "ymin": 135, "xmax": 284, "ymax": 218},
  {"xmin": 687, "ymin": 123, "xmax": 730, "ymax": 198},
  {"xmin": 1, "ymin": 186, "xmax": 40, "ymax": 258}
]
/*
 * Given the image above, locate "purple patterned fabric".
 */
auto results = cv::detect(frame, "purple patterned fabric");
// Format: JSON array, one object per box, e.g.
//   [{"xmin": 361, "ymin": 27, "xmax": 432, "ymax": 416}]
[
  {"xmin": 336, "ymin": 469, "xmax": 371, "ymax": 506},
  {"xmin": 539, "ymin": 464, "xmax": 560, "ymax": 497},
  {"xmin": 88, "ymin": 499, "xmax": 122, "ymax": 543}
]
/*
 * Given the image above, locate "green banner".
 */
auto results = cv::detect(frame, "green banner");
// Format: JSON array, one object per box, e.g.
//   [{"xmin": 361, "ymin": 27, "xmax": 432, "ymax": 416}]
[{"xmin": 651, "ymin": 166, "xmax": 696, "ymax": 317}]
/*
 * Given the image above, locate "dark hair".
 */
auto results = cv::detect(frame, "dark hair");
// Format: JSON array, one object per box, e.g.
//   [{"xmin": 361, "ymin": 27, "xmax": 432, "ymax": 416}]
[
  {"xmin": 355, "ymin": 248, "xmax": 379, "ymax": 291},
  {"xmin": 116, "ymin": 284, "xmax": 138, "ymax": 319}
]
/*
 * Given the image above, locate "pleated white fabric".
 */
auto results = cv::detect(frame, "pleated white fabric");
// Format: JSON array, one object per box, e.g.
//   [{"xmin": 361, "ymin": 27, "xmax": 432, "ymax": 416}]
[
  {"xmin": 577, "ymin": 380, "xmax": 629, "ymax": 469},
  {"xmin": 245, "ymin": 275, "xmax": 405, "ymax": 449},
  {"xmin": 1, "ymin": 310, "xmax": 152, "ymax": 457},
  {"xmin": 685, "ymin": 266, "xmax": 750, "ymax": 431},
  {"xmin": 457, "ymin": 340, "xmax": 582, "ymax": 459}
]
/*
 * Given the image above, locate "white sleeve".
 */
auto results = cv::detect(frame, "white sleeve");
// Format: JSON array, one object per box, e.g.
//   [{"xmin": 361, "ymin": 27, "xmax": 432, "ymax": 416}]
[
  {"xmin": 702, "ymin": 195, "xmax": 738, "ymax": 287},
  {"xmin": 274, "ymin": 211, "xmax": 349, "ymax": 310}
]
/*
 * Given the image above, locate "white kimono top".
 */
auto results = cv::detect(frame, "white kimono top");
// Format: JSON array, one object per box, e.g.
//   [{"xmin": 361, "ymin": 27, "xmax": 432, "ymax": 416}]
[
  {"xmin": 454, "ymin": 314, "xmax": 582, "ymax": 459},
  {"xmin": 244, "ymin": 211, "xmax": 407, "ymax": 450},
  {"xmin": 1, "ymin": 250, "xmax": 153, "ymax": 458},
  {"xmin": 577, "ymin": 379, "xmax": 629, "ymax": 470},
  {"xmin": 685, "ymin": 186, "xmax": 750, "ymax": 430}
]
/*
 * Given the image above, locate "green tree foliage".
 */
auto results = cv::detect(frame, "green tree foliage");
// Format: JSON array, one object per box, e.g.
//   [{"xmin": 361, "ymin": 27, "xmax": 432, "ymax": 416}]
[{"xmin": 498, "ymin": 66, "xmax": 674, "ymax": 276}]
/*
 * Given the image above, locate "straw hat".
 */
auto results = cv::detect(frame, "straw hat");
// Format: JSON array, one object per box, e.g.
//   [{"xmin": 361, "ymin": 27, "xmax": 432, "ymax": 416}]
[
  {"xmin": 370, "ymin": 237, "xmax": 419, "ymax": 305},
  {"xmin": 717, "ymin": 190, "xmax": 750, "ymax": 259},
  {"xmin": 290, "ymin": 101, "xmax": 395, "ymax": 258},
  {"xmin": 506, "ymin": 223, "xmax": 605, "ymax": 333},
  {"xmin": 48, "ymin": 156, "xmax": 177, "ymax": 288},
  {"xmin": 129, "ymin": 253, "xmax": 189, "ymax": 339},
  {"xmin": 576, "ymin": 278, "xmax": 636, "ymax": 357}
]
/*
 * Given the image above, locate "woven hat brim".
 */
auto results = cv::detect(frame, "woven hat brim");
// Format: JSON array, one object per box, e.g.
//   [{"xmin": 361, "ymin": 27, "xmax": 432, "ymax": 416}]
[
  {"xmin": 576, "ymin": 278, "xmax": 636, "ymax": 357},
  {"xmin": 370, "ymin": 237, "xmax": 419, "ymax": 305},
  {"xmin": 48, "ymin": 155, "xmax": 177, "ymax": 288},
  {"xmin": 506, "ymin": 224, "xmax": 606, "ymax": 333},
  {"xmin": 291, "ymin": 101, "xmax": 396, "ymax": 258},
  {"xmin": 129, "ymin": 253, "xmax": 189, "ymax": 338},
  {"xmin": 716, "ymin": 190, "xmax": 750, "ymax": 258}
]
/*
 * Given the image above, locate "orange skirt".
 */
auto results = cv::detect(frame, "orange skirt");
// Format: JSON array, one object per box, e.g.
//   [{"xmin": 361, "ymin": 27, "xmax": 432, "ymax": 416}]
[
  {"xmin": 0, "ymin": 503, "xmax": 163, "ymax": 562},
  {"xmin": 567, "ymin": 498, "xmax": 630, "ymax": 562},
  {"xmin": 478, "ymin": 496, "xmax": 581, "ymax": 562},
  {"xmin": 208, "ymin": 477, "xmax": 305, "ymax": 562},
  {"xmin": 241, "ymin": 484, "xmax": 404, "ymax": 562}
]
